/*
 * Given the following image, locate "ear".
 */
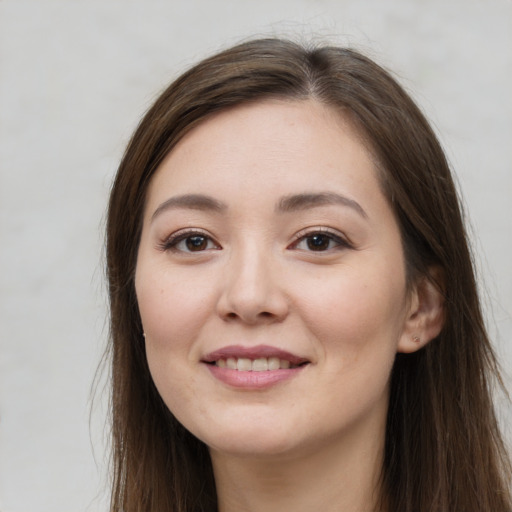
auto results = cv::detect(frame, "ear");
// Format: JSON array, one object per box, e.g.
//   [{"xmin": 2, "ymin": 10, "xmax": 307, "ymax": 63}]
[{"xmin": 397, "ymin": 267, "xmax": 445, "ymax": 354}]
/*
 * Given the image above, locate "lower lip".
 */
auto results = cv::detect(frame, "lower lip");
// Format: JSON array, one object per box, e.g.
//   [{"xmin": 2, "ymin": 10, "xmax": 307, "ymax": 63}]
[{"xmin": 205, "ymin": 363, "xmax": 306, "ymax": 389}]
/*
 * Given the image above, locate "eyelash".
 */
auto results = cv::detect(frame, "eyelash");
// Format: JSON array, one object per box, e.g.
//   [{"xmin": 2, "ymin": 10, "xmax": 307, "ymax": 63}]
[
  {"xmin": 159, "ymin": 227, "xmax": 352, "ymax": 254},
  {"xmin": 289, "ymin": 228, "xmax": 352, "ymax": 252},
  {"xmin": 158, "ymin": 229, "xmax": 220, "ymax": 253}
]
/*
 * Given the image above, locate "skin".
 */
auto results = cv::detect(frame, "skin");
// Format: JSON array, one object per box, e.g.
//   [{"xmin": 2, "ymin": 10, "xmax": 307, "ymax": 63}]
[{"xmin": 135, "ymin": 100, "xmax": 443, "ymax": 512}]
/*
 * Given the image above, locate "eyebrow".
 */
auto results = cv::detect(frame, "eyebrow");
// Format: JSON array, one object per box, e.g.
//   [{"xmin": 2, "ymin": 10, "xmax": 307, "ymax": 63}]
[
  {"xmin": 151, "ymin": 191, "xmax": 367, "ymax": 222},
  {"xmin": 276, "ymin": 192, "xmax": 368, "ymax": 218},
  {"xmin": 151, "ymin": 194, "xmax": 227, "ymax": 222}
]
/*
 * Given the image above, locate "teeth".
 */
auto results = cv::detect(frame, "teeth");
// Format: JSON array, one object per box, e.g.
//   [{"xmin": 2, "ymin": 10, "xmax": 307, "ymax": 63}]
[
  {"xmin": 237, "ymin": 358, "xmax": 252, "ymax": 371},
  {"xmin": 214, "ymin": 357, "xmax": 297, "ymax": 371},
  {"xmin": 268, "ymin": 357, "xmax": 280, "ymax": 370},
  {"xmin": 252, "ymin": 358, "xmax": 268, "ymax": 372}
]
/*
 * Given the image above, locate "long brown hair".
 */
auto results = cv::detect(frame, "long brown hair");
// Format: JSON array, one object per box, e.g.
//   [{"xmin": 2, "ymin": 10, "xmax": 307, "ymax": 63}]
[{"xmin": 105, "ymin": 38, "xmax": 512, "ymax": 511}]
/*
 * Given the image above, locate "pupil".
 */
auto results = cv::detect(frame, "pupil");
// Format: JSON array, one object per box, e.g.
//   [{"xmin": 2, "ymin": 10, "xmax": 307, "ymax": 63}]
[
  {"xmin": 186, "ymin": 236, "xmax": 207, "ymax": 251},
  {"xmin": 307, "ymin": 234, "xmax": 329, "ymax": 251}
]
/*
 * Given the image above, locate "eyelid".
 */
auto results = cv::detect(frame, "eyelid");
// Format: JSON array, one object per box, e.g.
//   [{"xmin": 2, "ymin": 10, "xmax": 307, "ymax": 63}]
[
  {"xmin": 158, "ymin": 228, "xmax": 221, "ymax": 252},
  {"xmin": 288, "ymin": 227, "xmax": 353, "ymax": 251}
]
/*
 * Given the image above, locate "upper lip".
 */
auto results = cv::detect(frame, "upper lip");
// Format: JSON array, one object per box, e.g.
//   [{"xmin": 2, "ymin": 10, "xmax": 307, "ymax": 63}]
[{"xmin": 202, "ymin": 345, "xmax": 309, "ymax": 366}]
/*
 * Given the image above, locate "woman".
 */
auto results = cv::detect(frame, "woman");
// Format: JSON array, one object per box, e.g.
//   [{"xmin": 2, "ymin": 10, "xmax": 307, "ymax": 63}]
[{"xmin": 105, "ymin": 38, "xmax": 512, "ymax": 511}]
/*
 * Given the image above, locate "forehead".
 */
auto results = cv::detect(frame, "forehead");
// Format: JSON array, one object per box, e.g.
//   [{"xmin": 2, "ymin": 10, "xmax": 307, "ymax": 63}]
[{"xmin": 146, "ymin": 99, "xmax": 382, "ymax": 207}]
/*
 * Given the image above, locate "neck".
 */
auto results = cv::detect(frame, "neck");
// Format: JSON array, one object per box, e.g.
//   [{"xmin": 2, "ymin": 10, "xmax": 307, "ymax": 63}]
[{"xmin": 210, "ymin": 424, "xmax": 387, "ymax": 512}]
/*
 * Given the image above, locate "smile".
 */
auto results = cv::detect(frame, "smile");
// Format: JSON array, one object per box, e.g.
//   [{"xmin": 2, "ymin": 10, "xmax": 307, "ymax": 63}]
[
  {"xmin": 203, "ymin": 345, "xmax": 310, "ymax": 388},
  {"xmin": 213, "ymin": 357, "xmax": 298, "ymax": 371}
]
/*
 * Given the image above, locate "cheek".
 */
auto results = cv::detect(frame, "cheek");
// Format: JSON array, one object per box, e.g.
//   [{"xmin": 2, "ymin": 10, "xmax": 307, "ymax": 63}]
[
  {"xmin": 296, "ymin": 270, "xmax": 406, "ymax": 423},
  {"xmin": 135, "ymin": 265, "xmax": 212, "ymax": 419},
  {"xmin": 136, "ymin": 263, "xmax": 214, "ymax": 350},
  {"xmin": 294, "ymin": 264, "xmax": 407, "ymax": 360}
]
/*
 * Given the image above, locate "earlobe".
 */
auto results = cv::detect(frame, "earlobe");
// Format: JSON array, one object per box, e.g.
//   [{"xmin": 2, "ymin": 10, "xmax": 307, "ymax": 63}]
[{"xmin": 397, "ymin": 267, "xmax": 445, "ymax": 354}]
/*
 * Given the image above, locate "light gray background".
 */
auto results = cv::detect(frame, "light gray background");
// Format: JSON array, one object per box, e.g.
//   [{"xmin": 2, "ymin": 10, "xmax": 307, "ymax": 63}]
[{"xmin": 1, "ymin": 1, "xmax": 511, "ymax": 511}]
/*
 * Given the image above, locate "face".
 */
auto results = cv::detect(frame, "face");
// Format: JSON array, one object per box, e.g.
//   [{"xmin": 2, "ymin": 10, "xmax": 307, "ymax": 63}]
[{"xmin": 135, "ymin": 100, "xmax": 415, "ymax": 459}]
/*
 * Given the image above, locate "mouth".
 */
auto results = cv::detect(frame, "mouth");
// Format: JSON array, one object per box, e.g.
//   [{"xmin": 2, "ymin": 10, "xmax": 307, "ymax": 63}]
[
  {"xmin": 202, "ymin": 345, "xmax": 310, "ymax": 373},
  {"xmin": 207, "ymin": 357, "xmax": 306, "ymax": 371}
]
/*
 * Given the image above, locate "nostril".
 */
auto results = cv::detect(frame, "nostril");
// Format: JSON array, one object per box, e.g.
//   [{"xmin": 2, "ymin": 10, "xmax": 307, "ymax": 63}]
[{"xmin": 217, "ymin": 289, "xmax": 289, "ymax": 324}]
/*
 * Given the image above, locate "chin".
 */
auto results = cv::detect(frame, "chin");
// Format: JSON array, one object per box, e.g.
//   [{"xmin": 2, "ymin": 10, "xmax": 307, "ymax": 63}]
[
  {"xmin": 208, "ymin": 435, "xmax": 300, "ymax": 459},
  {"xmin": 194, "ymin": 417, "xmax": 303, "ymax": 459}
]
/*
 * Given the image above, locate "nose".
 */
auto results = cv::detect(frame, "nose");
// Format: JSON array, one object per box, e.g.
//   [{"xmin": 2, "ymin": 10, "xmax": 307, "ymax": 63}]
[{"xmin": 216, "ymin": 246, "xmax": 289, "ymax": 325}]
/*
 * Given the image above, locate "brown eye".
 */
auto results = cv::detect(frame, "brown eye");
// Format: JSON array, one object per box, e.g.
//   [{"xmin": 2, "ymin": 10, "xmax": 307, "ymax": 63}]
[
  {"xmin": 185, "ymin": 235, "xmax": 209, "ymax": 251},
  {"xmin": 162, "ymin": 231, "xmax": 220, "ymax": 253},
  {"xmin": 291, "ymin": 230, "xmax": 350, "ymax": 252},
  {"xmin": 306, "ymin": 234, "xmax": 332, "ymax": 251}
]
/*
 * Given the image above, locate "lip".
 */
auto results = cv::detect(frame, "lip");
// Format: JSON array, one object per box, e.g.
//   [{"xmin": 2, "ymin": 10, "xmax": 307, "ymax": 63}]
[
  {"xmin": 202, "ymin": 344, "xmax": 309, "ymax": 390},
  {"xmin": 202, "ymin": 344, "xmax": 309, "ymax": 366}
]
